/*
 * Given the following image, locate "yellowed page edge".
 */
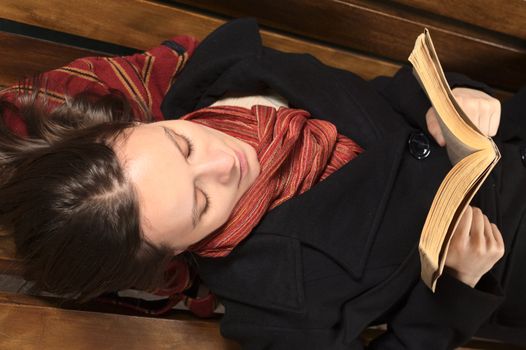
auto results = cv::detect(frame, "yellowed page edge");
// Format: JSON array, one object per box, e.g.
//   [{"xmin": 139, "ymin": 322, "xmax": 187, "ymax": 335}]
[{"xmin": 419, "ymin": 149, "xmax": 497, "ymax": 291}]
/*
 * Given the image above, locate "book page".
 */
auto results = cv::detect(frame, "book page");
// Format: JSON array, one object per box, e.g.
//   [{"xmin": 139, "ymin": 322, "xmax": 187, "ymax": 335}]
[{"xmin": 409, "ymin": 30, "xmax": 492, "ymax": 165}]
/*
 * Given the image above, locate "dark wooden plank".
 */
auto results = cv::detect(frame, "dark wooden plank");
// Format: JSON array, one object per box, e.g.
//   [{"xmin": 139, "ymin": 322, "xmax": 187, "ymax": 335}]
[
  {"xmin": 0, "ymin": 0, "xmax": 401, "ymax": 81},
  {"xmin": 1, "ymin": 0, "xmax": 217, "ymax": 52},
  {"xmin": 0, "ymin": 236, "xmax": 23, "ymax": 275},
  {"xmin": 3, "ymin": 0, "xmax": 523, "ymax": 90},
  {"xmin": 0, "ymin": 32, "xmax": 101, "ymax": 86},
  {"xmin": 0, "ymin": 291, "xmax": 239, "ymax": 350},
  {"xmin": 0, "ymin": 291, "xmax": 221, "ymax": 322},
  {"xmin": 171, "ymin": 0, "xmax": 526, "ymax": 92},
  {"xmin": 0, "ymin": 292, "xmax": 519, "ymax": 349},
  {"xmin": 0, "ymin": 0, "xmax": 403, "ymax": 81},
  {"xmin": 389, "ymin": 0, "xmax": 526, "ymax": 40},
  {"xmin": 0, "ymin": 292, "xmax": 521, "ymax": 350}
]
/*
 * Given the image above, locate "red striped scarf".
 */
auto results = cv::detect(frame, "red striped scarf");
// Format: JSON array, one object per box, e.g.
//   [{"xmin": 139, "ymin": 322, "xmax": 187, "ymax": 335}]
[{"xmin": 180, "ymin": 104, "xmax": 364, "ymax": 257}]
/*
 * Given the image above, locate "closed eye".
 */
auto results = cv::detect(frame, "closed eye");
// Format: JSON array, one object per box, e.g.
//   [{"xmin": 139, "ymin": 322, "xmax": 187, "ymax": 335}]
[
  {"xmin": 162, "ymin": 126, "xmax": 194, "ymax": 158},
  {"xmin": 178, "ymin": 133, "xmax": 195, "ymax": 158},
  {"xmin": 161, "ymin": 126, "xmax": 210, "ymax": 224},
  {"xmin": 200, "ymin": 189, "xmax": 211, "ymax": 215}
]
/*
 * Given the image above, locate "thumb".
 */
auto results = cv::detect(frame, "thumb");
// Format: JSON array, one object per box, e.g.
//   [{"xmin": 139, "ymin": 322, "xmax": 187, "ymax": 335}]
[{"xmin": 426, "ymin": 107, "xmax": 446, "ymax": 147}]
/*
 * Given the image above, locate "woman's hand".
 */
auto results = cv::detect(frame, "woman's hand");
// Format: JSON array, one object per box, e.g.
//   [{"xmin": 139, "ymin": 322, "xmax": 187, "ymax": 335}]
[
  {"xmin": 444, "ymin": 206, "xmax": 505, "ymax": 288},
  {"xmin": 426, "ymin": 87, "xmax": 501, "ymax": 147}
]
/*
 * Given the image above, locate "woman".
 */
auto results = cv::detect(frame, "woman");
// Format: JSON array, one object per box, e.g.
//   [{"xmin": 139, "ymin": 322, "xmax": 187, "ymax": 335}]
[{"xmin": 1, "ymin": 19, "xmax": 525, "ymax": 349}]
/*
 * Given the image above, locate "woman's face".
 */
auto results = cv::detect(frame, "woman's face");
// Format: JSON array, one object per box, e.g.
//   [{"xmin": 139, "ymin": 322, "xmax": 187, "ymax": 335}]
[{"xmin": 113, "ymin": 120, "xmax": 261, "ymax": 254}]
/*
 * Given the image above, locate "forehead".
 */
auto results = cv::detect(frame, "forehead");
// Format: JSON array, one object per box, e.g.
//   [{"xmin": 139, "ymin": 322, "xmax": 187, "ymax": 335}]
[{"xmin": 114, "ymin": 124, "xmax": 193, "ymax": 246}]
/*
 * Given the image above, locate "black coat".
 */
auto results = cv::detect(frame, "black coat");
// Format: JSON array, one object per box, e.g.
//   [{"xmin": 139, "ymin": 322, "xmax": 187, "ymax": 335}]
[{"xmin": 161, "ymin": 19, "xmax": 526, "ymax": 349}]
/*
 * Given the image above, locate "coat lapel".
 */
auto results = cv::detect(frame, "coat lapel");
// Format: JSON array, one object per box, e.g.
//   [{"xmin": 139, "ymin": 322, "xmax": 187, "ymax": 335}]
[
  {"xmin": 196, "ymin": 232, "xmax": 306, "ymax": 313},
  {"xmin": 253, "ymin": 129, "xmax": 407, "ymax": 279}
]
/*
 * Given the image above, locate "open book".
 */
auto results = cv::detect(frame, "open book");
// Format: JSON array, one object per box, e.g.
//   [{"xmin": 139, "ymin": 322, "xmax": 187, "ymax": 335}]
[{"xmin": 408, "ymin": 29, "xmax": 501, "ymax": 292}]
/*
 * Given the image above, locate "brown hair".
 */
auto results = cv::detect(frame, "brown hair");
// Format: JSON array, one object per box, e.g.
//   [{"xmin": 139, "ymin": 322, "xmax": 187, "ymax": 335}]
[{"xmin": 0, "ymin": 82, "xmax": 175, "ymax": 303}]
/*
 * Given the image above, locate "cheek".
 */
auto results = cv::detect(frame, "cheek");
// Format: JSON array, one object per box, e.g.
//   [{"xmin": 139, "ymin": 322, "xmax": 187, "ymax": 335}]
[{"xmin": 218, "ymin": 194, "xmax": 240, "ymax": 223}]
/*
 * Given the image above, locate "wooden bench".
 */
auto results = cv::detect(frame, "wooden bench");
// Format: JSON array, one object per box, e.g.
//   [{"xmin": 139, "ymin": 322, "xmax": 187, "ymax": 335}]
[{"xmin": 1, "ymin": 1, "xmax": 525, "ymax": 349}]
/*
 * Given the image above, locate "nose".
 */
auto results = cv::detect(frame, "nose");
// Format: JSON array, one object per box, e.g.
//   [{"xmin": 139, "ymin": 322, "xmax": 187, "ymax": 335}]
[{"xmin": 192, "ymin": 148, "xmax": 237, "ymax": 184}]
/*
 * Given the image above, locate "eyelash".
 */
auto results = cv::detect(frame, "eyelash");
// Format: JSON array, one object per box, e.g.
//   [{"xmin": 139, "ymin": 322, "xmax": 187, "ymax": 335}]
[
  {"xmin": 201, "ymin": 190, "xmax": 211, "ymax": 215},
  {"xmin": 179, "ymin": 134, "xmax": 195, "ymax": 157},
  {"xmin": 178, "ymin": 133, "xmax": 211, "ymax": 215}
]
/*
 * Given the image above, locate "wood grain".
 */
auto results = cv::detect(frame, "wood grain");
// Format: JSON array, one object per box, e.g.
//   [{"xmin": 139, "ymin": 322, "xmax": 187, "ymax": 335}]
[
  {"xmin": 0, "ymin": 291, "xmax": 222, "ymax": 322},
  {"xmin": 1, "ymin": 0, "xmax": 519, "ymax": 95},
  {"xmin": 0, "ymin": 0, "xmax": 400, "ymax": 83},
  {"xmin": 0, "ymin": 236, "xmax": 22, "ymax": 275},
  {"xmin": 0, "ymin": 292, "xmax": 239, "ymax": 350},
  {"xmin": 389, "ymin": 0, "xmax": 526, "ymax": 40},
  {"xmin": 171, "ymin": 0, "xmax": 526, "ymax": 92},
  {"xmin": 0, "ymin": 291, "xmax": 520, "ymax": 349},
  {"xmin": 0, "ymin": 32, "xmax": 102, "ymax": 86}
]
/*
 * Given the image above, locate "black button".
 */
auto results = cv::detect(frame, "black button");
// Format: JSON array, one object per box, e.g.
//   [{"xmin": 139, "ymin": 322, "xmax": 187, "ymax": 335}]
[
  {"xmin": 520, "ymin": 145, "xmax": 526, "ymax": 168},
  {"xmin": 408, "ymin": 131, "xmax": 431, "ymax": 160}
]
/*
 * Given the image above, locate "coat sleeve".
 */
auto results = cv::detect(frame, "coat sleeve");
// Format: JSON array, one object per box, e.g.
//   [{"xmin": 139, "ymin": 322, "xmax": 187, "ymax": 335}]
[
  {"xmin": 367, "ymin": 272, "xmax": 504, "ymax": 349},
  {"xmin": 369, "ymin": 66, "xmax": 495, "ymax": 136},
  {"xmin": 498, "ymin": 85, "xmax": 526, "ymax": 142},
  {"xmin": 216, "ymin": 247, "xmax": 504, "ymax": 350}
]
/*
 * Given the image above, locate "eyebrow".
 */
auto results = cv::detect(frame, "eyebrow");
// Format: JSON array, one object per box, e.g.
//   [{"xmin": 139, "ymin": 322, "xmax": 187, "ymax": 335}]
[{"xmin": 161, "ymin": 126, "xmax": 201, "ymax": 229}]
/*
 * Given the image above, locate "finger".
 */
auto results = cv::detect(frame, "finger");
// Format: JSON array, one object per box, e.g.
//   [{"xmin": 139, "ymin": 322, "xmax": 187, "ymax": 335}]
[
  {"xmin": 465, "ymin": 99, "xmax": 481, "ymax": 133},
  {"xmin": 484, "ymin": 102, "xmax": 493, "ymax": 136},
  {"xmin": 426, "ymin": 108, "xmax": 446, "ymax": 146},
  {"xmin": 488, "ymin": 101, "xmax": 501, "ymax": 137},
  {"xmin": 472, "ymin": 100, "xmax": 482, "ymax": 134},
  {"xmin": 483, "ymin": 102, "xmax": 493, "ymax": 136},
  {"xmin": 426, "ymin": 109, "xmax": 440, "ymax": 142},
  {"xmin": 486, "ymin": 113, "xmax": 492, "ymax": 137},
  {"xmin": 470, "ymin": 207, "xmax": 485, "ymax": 248},
  {"xmin": 491, "ymin": 223, "xmax": 505, "ymax": 257},
  {"xmin": 491, "ymin": 223, "xmax": 504, "ymax": 246},
  {"xmin": 488, "ymin": 111, "xmax": 495, "ymax": 137},
  {"xmin": 483, "ymin": 214, "xmax": 494, "ymax": 248},
  {"xmin": 452, "ymin": 205, "xmax": 473, "ymax": 244}
]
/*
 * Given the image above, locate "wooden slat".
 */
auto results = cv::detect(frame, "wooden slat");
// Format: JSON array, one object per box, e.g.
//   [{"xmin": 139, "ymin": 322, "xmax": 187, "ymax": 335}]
[
  {"xmin": 0, "ymin": 32, "xmax": 102, "ymax": 86},
  {"xmin": 389, "ymin": 0, "xmax": 526, "ymax": 40},
  {"xmin": 170, "ymin": 0, "xmax": 526, "ymax": 92},
  {"xmin": 0, "ymin": 292, "xmax": 519, "ymax": 350},
  {"xmin": 0, "ymin": 0, "xmax": 399, "ymax": 82},
  {"xmin": 2, "ymin": 0, "xmax": 523, "ymax": 91},
  {"xmin": 0, "ymin": 291, "xmax": 220, "ymax": 322},
  {"xmin": 0, "ymin": 236, "xmax": 22, "ymax": 275},
  {"xmin": 0, "ymin": 291, "xmax": 239, "ymax": 350},
  {"xmin": 1, "ymin": 0, "xmax": 216, "ymax": 50}
]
